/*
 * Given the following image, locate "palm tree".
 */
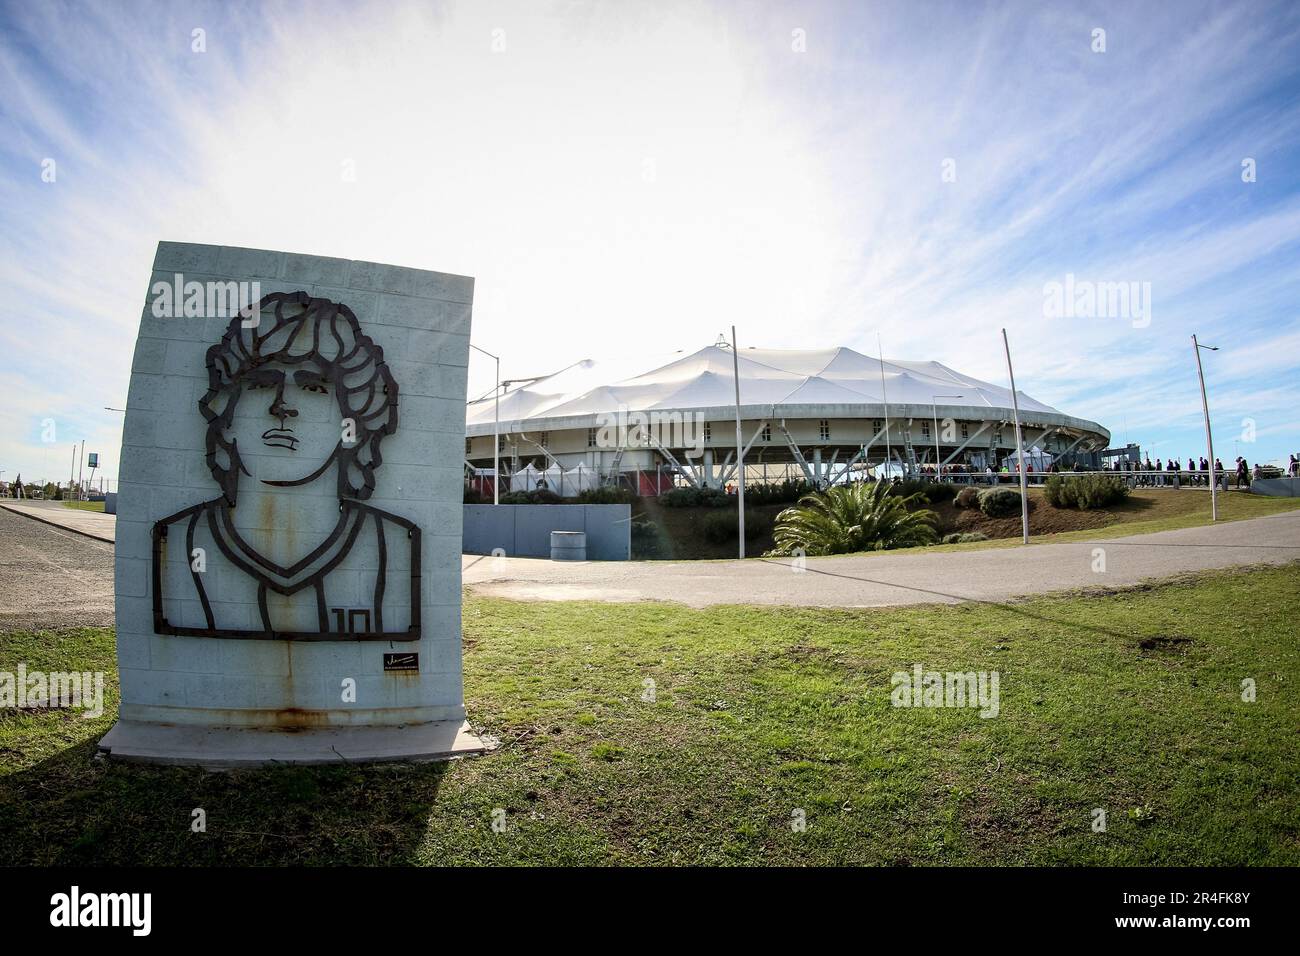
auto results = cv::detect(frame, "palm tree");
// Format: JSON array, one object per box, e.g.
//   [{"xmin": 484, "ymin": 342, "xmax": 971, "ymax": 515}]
[{"xmin": 768, "ymin": 481, "xmax": 938, "ymax": 556}]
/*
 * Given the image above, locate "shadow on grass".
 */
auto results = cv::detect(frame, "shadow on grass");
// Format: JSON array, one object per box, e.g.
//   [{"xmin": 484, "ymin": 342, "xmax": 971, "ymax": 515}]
[
  {"xmin": 0, "ymin": 731, "xmax": 451, "ymax": 865},
  {"xmin": 757, "ymin": 558, "xmax": 1160, "ymax": 641}
]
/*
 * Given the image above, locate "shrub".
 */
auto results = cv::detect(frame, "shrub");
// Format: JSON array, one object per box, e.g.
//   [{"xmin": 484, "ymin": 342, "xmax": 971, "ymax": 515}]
[
  {"xmin": 954, "ymin": 486, "xmax": 981, "ymax": 509},
  {"xmin": 630, "ymin": 514, "xmax": 669, "ymax": 559},
  {"xmin": 701, "ymin": 509, "xmax": 772, "ymax": 544},
  {"xmin": 889, "ymin": 479, "xmax": 959, "ymax": 504},
  {"xmin": 1043, "ymin": 474, "xmax": 1130, "ymax": 510},
  {"xmin": 660, "ymin": 486, "xmax": 731, "ymax": 508},
  {"xmin": 577, "ymin": 485, "xmax": 637, "ymax": 504},
  {"xmin": 942, "ymin": 531, "xmax": 990, "ymax": 544},
  {"xmin": 700, "ymin": 511, "xmax": 736, "ymax": 544},
  {"xmin": 978, "ymin": 487, "xmax": 1024, "ymax": 518},
  {"xmin": 745, "ymin": 478, "xmax": 814, "ymax": 506},
  {"xmin": 499, "ymin": 489, "xmax": 563, "ymax": 505},
  {"xmin": 768, "ymin": 481, "xmax": 938, "ymax": 556},
  {"xmin": 924, "ymin": 481, "xmax": 960, "ymax": 503}
]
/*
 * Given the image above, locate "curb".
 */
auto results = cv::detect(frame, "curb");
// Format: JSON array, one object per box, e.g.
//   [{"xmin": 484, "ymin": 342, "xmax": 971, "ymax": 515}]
[{"xmin": 0, "ymin": 502, "xmax": 116, "ymax": 545}]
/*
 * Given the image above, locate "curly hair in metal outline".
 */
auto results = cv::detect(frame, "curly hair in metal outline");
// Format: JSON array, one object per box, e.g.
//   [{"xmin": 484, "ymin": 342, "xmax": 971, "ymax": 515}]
[{"xmin": 199, "ymin": 291, "xmax": 398, "ymax": 504}]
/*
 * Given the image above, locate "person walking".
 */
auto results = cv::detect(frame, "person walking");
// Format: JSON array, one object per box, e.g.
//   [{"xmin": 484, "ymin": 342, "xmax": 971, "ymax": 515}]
[{"xmin": 1236, "ymin": 457, "xmax": 1250, "ymax": 489}]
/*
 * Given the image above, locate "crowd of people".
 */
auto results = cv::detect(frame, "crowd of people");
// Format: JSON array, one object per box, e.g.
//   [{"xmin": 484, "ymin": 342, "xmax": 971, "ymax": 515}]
[
  {"xmin": 1113, "ymin": 456, "xmax": 1227, "ymax": 487},
  {"xmin": 915, "ymin": 452, "xmax": 1300, "ymax": 488},
  {"xmin": 917, "ymin": 462, "xmax": 1053, "ymax": 485}
]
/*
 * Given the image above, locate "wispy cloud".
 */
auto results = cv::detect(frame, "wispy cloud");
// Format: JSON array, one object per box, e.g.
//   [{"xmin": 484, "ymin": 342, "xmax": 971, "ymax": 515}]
[{"xmin": 0, "ymin": 0, "xmax": 1297, "ymax": 486}]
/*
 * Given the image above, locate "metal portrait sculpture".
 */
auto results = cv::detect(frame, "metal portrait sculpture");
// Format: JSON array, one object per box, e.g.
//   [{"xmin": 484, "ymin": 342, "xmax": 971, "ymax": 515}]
[{"xmin": 152, "ymin": 291, "xmax": 420, "ymax": 640}]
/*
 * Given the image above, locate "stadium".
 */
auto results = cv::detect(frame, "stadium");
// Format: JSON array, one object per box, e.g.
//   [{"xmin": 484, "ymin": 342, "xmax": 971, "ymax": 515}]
[{"xmin": 464, "ymin": 342, "xmax": 1111, "ymax": 495}]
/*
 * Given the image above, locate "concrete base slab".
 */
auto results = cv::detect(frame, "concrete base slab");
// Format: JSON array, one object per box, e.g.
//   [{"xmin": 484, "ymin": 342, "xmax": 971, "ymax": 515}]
[{"xmin": 98, "ymin": 719, "xmax": 491, "ymax": 769}]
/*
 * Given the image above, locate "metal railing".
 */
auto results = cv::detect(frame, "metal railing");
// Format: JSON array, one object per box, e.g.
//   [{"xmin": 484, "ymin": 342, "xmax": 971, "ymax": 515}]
[{"xmin": 913, "ymin": 469, "xmax": 1238, "ymax": 490}]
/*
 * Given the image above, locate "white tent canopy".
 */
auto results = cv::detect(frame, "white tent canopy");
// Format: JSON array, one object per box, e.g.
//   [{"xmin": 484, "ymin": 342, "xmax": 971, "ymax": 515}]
[
  {"xmin": 1001, "ymin": 445, "xmax": 1054, "ymax": 470},
  {"xmin": 467, "ymin": 344, "xmax": 1068, "ymax": 432},
  {"xmin": 512, "ymin": 462, "xmax": 563, "ymax": 489},
  {"xmin": 512, "ymin": 461, "xmax": 599, "ymax": 496},
  {"xmin": 562, "ymin": 465, "xmax": 601, "ymax": 494}
]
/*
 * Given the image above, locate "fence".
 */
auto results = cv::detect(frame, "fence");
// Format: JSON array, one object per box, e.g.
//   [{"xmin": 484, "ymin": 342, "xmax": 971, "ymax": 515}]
[
  {"xmin": 916, "ymin": 470, "xmax": 1237, "ymax": 490},
  {"xmin": 463, "ymin": 504, "xmax": 631, "ymax": 560}
]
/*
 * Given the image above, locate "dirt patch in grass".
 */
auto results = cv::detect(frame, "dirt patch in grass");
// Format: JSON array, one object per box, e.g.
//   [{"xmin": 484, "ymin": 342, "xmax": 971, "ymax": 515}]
[
  {"xmin": 1137, "ymin": 634, "xmax": 1194, "ymax": 653},
  {"xmin": 934, "ymin": 497, "xmax": 1114, "ymax": 537},
  {"xmin": 931, "ymin": 487, "xmax": 1235, "ymax": 540}
]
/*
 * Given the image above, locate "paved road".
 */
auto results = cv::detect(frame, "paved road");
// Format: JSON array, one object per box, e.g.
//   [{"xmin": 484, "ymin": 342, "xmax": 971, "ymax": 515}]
[
  {"xmin": 0, "ymin": 499, "xmax": 116, "ymax": 542},
  {"xmin": 463, "ymin": 509, "xmax": 1300, "ymax": 608},
  {"xmin": 0, "ymin": 507, "xmax": 115, "ymax": 630},
  {"xmin": 3, "ymin": 503, "xmax": 1298, "ymax": 630}
]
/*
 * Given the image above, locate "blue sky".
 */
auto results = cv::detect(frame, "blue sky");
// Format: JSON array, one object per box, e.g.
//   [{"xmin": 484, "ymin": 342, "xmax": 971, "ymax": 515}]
[{"xmin": 2, "ymin": 0, "xmax": 1299, "ymax": 485}]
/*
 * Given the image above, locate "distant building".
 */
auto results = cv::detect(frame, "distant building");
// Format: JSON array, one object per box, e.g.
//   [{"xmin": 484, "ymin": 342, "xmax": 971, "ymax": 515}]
[{"xmin": 465, "ymin": 344, "xmax": 1110, "ymax": 493}]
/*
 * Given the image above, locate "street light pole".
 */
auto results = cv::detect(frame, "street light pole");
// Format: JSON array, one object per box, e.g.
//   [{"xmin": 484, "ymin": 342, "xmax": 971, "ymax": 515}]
[
  {"xmin": 470, "ymin": 344, "xmax": 501, "ymax": 506},
  {"xmin": 1192, "ymin": 334, "xmax": 1219, "ymax": 521},
  {"xmin": 878, "ymin": 333, "xmax": 892, "ymax": 480},
  {"xmin": 1001, "ymin": 329, "xmax": 1030, "ymax": 545},
  {"xmin": 931, "ymin": 394, "xmax": 964, "ymax": 482},
  {"xmin": 730, "ymin": 325, "xmax": 745, "ymax": 559}
]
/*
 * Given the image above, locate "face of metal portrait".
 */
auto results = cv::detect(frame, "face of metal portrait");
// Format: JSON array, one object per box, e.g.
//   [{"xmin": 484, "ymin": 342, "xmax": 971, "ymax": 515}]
[{"xmin": 225, "ymin": 358, "xmax": 342, "ymax": 486}]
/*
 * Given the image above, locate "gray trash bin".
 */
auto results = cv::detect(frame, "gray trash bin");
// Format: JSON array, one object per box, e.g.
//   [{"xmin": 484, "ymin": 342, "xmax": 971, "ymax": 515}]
[{"xmin": 550, "ymin": 530, "xmax": 587, "ymax": 561}]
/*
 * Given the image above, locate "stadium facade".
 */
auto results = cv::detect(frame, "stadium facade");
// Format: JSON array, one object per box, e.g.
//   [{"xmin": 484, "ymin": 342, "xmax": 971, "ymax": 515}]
[{"xmin": 464, "ymin": 344, "xmax": 1110, "ymax": 493}]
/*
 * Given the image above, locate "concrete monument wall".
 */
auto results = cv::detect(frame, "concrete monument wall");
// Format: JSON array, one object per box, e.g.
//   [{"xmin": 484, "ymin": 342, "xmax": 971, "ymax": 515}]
[{"xmin": 110, "ymin": 242, "xmax": 473, "ymax": 739}]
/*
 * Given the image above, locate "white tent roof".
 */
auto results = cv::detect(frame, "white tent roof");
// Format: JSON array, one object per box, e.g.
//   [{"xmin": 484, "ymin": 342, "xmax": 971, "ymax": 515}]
[
  {"xmin": 467, "ymin": 344, "xmax": 1069, "ymax": 430},
  {"xmin": 1004, "ymin": 445, "xmax": 1051, "ymax": 459}
]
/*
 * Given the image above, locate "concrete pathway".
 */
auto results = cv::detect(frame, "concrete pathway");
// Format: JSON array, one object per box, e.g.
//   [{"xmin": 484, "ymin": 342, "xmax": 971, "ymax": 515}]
[
  {"xmin": 0, "ymin": 499, "xmax": 116, "ymax": 543},
  {"xmin": 0, "ymin": 507, "xmax": 115, "ymax": 630},
  {"xmin": 462, "ymin": 509, "xmax": 1300, "ymax": 608},
  {"xmin": 5, "ymin": 498, "xmax": 1297, "ymax": 619}
]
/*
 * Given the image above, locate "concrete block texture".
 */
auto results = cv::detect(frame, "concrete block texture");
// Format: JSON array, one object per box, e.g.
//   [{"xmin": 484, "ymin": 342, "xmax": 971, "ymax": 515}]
[{"xmin": 113, "ymin": 242, "xmax": 474, "ymax": 733}]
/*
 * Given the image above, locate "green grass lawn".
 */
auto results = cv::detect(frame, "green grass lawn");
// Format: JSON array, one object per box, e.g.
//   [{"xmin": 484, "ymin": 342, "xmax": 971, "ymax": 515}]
[
  {"xmin": 60, "ymin": 500, "xmax": 105, "ymax": 512},
  {"xmin": 2, "ymin": 564, "xmax": 1297, "ymax": 865}
]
